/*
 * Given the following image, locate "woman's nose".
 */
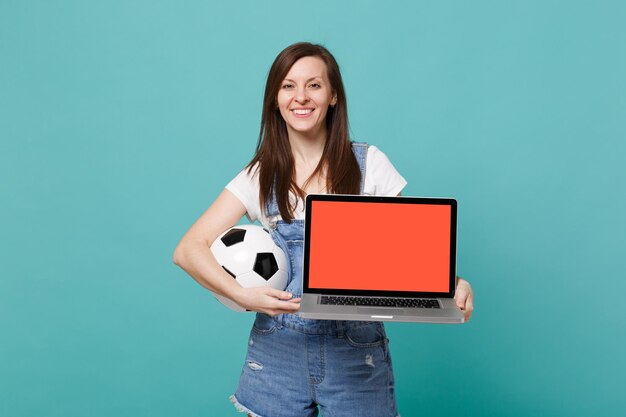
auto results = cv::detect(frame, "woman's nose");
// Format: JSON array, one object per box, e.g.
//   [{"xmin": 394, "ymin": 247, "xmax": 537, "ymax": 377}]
[{"xmin": 295, "ymin": 87, "xmax": 309, "ymax": 103}]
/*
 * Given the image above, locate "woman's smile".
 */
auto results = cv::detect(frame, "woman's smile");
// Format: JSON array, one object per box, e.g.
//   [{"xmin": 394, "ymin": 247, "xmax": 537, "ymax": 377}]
[{"xmin": 291, "ymin": 107, "xmax": 315, "ymax": 117}]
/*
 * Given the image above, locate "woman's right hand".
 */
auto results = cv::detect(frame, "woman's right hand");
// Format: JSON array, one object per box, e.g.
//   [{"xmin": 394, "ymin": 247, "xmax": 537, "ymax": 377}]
[{"xmin": 233, "ymin": 287, "xmax": 301, "ymax": 316}]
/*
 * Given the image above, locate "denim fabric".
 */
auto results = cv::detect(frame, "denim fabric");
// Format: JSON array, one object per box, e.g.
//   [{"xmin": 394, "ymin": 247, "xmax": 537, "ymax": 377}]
[{"xmin": 231, "ymin": 143, "xmax": 399, "ymax": 417}]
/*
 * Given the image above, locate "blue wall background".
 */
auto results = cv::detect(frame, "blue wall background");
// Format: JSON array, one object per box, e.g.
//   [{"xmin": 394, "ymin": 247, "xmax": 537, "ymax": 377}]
[{"xmin": 1, "ymin": 1, "xmax": 624, "ymax": 416}]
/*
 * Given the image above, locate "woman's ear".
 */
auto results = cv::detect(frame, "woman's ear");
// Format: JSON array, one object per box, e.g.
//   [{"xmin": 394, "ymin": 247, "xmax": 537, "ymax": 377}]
[{"xmin": 330, "ymin": 95, "xmax": 337, "ymax": 107}]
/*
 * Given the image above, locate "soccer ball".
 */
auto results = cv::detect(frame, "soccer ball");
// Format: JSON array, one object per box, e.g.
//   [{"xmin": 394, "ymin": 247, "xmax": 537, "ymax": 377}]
[{"xmin": 210, "ymin": 224, "xmax": 288, "ymax": 312}]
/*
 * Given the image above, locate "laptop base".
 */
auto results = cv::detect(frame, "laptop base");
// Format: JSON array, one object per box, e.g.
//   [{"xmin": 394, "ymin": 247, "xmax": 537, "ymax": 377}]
[{"xmin": 298, "ymin": 294, "xmax": 465, "ymax": 323}]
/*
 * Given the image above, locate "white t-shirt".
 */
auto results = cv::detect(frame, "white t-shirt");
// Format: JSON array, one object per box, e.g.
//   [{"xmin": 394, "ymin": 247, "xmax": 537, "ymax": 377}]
[{"xmin": 226, "ymin": 145, "xmax": 407, "ymax": 228}]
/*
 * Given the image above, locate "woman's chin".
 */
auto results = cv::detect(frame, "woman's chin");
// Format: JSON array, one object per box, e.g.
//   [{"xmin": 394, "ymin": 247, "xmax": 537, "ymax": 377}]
[{"xmin": 287, "ymin": 122, "xmax": 325, "ymax": 138}]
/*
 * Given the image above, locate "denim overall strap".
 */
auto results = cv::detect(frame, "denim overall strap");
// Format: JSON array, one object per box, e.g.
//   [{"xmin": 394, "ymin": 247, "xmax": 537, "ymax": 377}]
[{"xmin": 351, "ymin": 141, "xmax": 368, "ymax": 195}]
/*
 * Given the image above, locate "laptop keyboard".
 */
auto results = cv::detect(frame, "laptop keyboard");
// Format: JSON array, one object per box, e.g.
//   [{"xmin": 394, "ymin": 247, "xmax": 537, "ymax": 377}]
[{"xmin": 320, "ymin": 296, "xmax": 440, "ymax": 309}]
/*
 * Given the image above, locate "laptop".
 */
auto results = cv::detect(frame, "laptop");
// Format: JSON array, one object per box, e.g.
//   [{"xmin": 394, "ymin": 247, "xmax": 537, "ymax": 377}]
[{"xmin": 298, "ymin": 194, "xmax": 465, "ymax": 323}]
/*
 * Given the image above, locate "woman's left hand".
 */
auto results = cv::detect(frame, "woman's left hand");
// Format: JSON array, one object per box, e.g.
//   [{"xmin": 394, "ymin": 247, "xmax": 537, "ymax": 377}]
[{"xmin": 454, "ymin": 277, "xmax": 474, "ymax": 322}]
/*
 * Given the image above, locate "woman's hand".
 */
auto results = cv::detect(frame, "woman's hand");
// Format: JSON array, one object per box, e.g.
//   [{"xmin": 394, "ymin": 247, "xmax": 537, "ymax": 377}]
[
  {"xmin": 454, "ymin": 277, "xmax": 474, "ymax": 322},
  {"xmin": 233, "ymin": 287, "xmax": 301, "ymax": 316}
]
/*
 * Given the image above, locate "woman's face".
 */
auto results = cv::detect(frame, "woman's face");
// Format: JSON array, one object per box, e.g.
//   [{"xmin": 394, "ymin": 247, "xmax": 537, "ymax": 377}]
[{"xmin": 277, "ymin": 56, "xmax": 337, "ymax": 139}]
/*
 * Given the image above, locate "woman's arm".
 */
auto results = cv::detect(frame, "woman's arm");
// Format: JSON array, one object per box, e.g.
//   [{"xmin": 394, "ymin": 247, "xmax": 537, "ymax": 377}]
[{"xmin": 173, "ymin": 189, "xmax": 300, "ymax": 315}]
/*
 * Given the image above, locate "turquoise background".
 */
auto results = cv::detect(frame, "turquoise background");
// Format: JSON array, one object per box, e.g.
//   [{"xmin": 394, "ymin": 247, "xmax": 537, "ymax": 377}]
[{"xmin": 1, "ymin": 1, "xmax": 625, "ymax": 416}]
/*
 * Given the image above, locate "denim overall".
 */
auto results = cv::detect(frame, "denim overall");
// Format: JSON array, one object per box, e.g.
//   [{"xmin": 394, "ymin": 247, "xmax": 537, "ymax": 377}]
[{"xmin": 230, "ymin": 143, "xmax": 399, "ymax": 417}]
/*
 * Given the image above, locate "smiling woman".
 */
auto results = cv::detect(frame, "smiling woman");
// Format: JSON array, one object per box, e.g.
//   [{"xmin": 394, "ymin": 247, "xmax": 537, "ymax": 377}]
[{"xmin": 173, "ymin": 42, "xmax": 473, "ymax": 417}]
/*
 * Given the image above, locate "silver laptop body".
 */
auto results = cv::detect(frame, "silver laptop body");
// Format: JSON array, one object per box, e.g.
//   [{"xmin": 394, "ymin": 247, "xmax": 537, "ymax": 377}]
[{"xmin": 298, "ymin": 194, "xmax": 465, "ymax": 324}]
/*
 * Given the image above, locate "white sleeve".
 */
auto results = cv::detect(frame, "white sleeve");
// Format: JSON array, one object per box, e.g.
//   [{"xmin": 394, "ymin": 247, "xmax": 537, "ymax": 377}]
[
  {"xmin": 225, "ymin": 164, "xmax": 262, "ymax": 224},
  {"xmin": 363, "ymin": 145, "xmax": 407, "ymax": 196}
]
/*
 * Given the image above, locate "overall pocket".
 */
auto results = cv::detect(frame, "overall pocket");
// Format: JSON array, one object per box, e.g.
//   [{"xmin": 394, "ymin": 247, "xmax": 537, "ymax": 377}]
[
  {"xmin": 343, "ymin": 322, "xmax": 385, "ymax": 348},
  {"xmin": 251, "ymin": 313, "xmax": 278, "ymax": 335}
]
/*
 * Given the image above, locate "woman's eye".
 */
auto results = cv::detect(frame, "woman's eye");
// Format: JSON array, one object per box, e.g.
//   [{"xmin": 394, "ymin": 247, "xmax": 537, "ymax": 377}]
[
  {"xmin": 282, "ymin": 84, "xmax": 294, "ymax": 89},
  {"xmin": 309, "ymin": 83, "xmax": 321, "ymax": 88}
]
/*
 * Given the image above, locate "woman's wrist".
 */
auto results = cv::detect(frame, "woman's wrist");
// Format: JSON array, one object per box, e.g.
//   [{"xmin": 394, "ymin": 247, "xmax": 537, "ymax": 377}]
[{"xmin": 222, "ymin": 280, "xmax": 245, "ymax": 304}]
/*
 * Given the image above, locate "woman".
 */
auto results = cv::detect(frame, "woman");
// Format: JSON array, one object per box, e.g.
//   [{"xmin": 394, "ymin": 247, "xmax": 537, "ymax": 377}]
[{"xmin": 173, "ymin": 42, "xmax": 474, "ymax": 417}]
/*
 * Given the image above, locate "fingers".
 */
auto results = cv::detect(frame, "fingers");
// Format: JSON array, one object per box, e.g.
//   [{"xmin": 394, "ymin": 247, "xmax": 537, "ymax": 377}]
[
  {"xmin": 263, "ymin": 288, "xmax": 301, "ymax": 316},
  {"xmin": 271, "ymin": 289, "xmax": 294, "ymax": 300},
  {"xmin": 455, "ymin": 287, "xmax": 467, "ymax": 310},
  {"xmin": 236, "ymin": 287, "xmax": 303, "ymax": 316},
  {"xmin": 266, "ymin": 304, "xmax": 300, "ymax": 316},
  {"xmin": 464, "ymin": 295, "xmax": 473, "ymax": 322},
  {"xmin": 454, "ymin": 281, "xmax": 474, "ymax": 322}
]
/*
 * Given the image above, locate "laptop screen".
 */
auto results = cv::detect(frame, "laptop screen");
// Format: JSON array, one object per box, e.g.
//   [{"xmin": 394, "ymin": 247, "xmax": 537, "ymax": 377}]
[{"xmin": 303, "ymin": 195, "xmax": 457, "ymax": 297}]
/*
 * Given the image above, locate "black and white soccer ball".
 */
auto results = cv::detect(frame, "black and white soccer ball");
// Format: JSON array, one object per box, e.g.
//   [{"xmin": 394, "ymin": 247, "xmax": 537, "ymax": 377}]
[{"xmin": 210, "ymin": 224, "xmax": 288, "ymax": 312}]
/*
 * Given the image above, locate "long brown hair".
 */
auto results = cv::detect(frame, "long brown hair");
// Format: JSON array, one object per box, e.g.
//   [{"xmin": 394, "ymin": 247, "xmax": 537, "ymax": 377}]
[{"xmin": 247, "ymin": 42, "xmax": 361, "ymax": 222}]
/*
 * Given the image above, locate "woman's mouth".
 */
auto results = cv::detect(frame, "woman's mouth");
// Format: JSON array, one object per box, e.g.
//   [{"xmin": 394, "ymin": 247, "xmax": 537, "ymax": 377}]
[{"xmin": 291, "ymin": 108, "xmax": 315, "ymax": 118}]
